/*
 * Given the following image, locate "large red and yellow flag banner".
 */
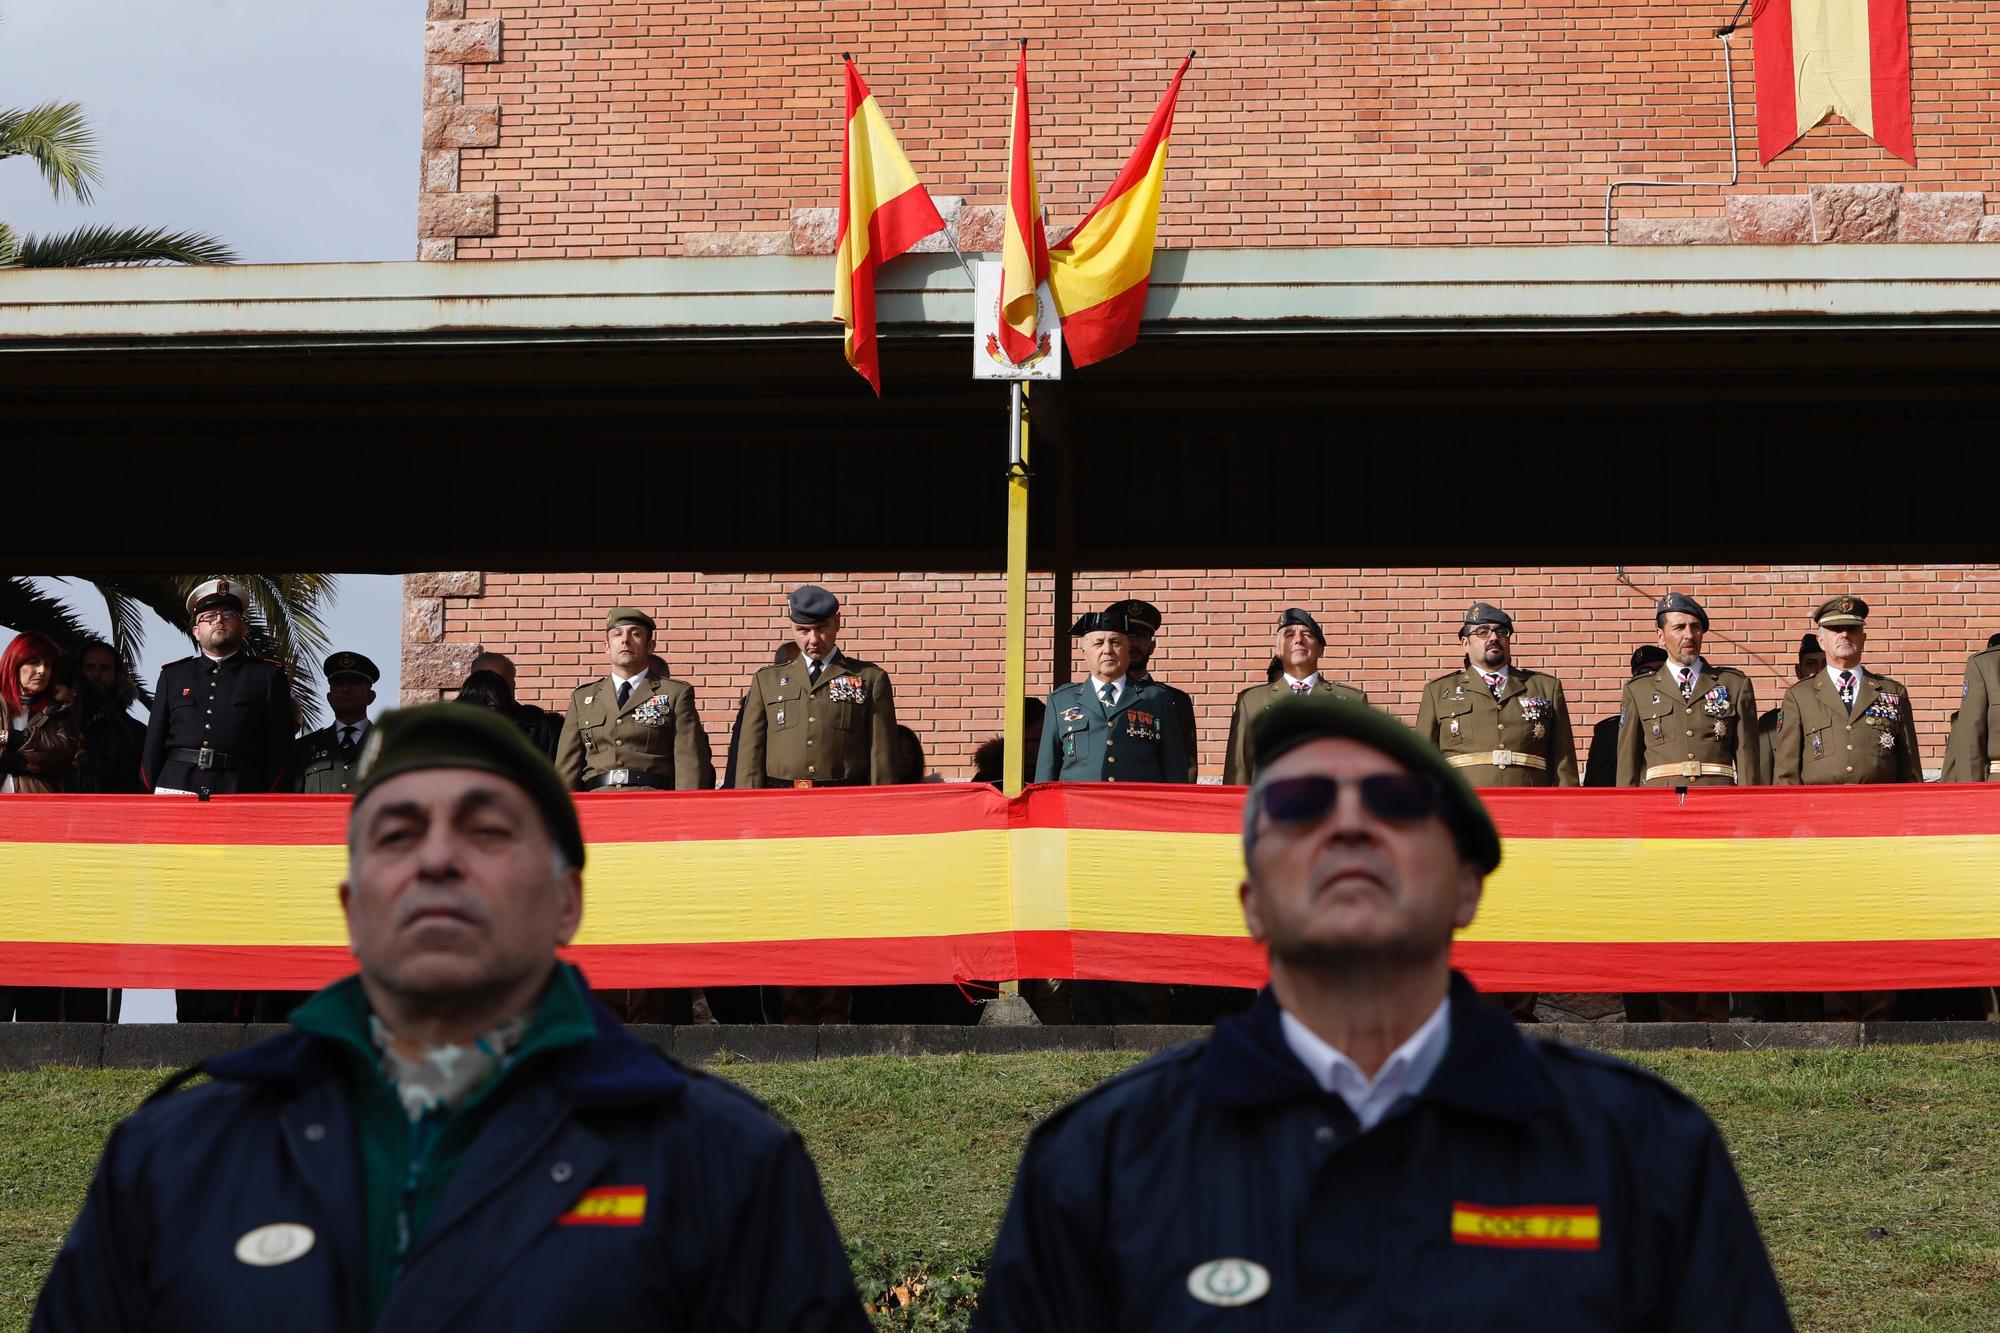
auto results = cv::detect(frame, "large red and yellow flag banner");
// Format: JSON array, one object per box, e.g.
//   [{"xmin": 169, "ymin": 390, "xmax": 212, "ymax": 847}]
[
  {"xmin": 1753, "ymin": 0, "xmax": 1914, "ymax": 164},
  {"xmin": 1046, "ymin": 54, "xmax": 1192, "ymax": 370},
  {"xmin": 3, "ymin": 784, "xmax": 1997, "ymax": 993},
  {"xmin": 997, "ymin": 41, "xmax": 1051, "ymax": 367},
  {"xmin": 833, "ymin": 57, "xmax": 947, "ymax": 395}
]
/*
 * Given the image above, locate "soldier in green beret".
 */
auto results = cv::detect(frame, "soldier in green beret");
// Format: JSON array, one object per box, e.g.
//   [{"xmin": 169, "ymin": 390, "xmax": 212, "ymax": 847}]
[
  {"xmin": 554, "ymin": 608, "xmax": 713, "ymax": 793},
  {"xmin": 1224, "ymin": 607, "xmax": 1367, "ymax": 785},
  {"xmin": 288, "ymin": 651, "xmax": 381, "ymax": 795}
]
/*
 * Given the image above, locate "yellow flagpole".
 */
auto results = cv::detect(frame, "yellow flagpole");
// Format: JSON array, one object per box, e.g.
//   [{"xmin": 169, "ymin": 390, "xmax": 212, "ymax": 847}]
[{"xmin": 1002, "ymin": 382, "xmax": 1030, "ymax": 796}]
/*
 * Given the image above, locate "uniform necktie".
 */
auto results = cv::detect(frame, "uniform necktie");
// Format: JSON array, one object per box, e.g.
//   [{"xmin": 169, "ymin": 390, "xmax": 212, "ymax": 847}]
[
  {"xmin": 339, "ymin": 725, "xmax": 357, "ymax": 750},
  {"xmin": 1483, "ymin": 672, "xmax": 1505, "ymax": 700},
  {"xmin": 1100, "ymin": 682, "xmax": 1116, "ymax": 708},
  {"xmin": 1677, "ymin": 667, "xmax": 1694, "ymax": 702},
  {"xmin": 1838, "ymin": 670, "xmax": 1857, "ymax": 708},
  {"xmin": 1290, "ymin": 679, "xmax": 1311, "ymax": 695},
  {"xmin": 809, "ymin": 659, "xmax": 823, "ymax": 686},
  {"xmin": 615, "ymin": 680, "xmax": 631, "ymax": 709}
]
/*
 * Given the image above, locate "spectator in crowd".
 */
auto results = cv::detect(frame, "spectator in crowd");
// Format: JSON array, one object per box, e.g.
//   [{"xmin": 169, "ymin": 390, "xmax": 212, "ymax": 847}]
[
  {"xmin": 1, "ymin": 632, "xmax": 82, "ymax": 794},
  {"xmin": 892, "ymin": 724, "xmax": 942, "ymax": 783},
  {"xmin": 468, "ymin": 651, "xmax": 559, "ymax": 758},
  {"xmin": 975, "ymin": 696, "xmax": 1792, "ymax": 1332},
  {"xmin": 35, "ymin": 703, "xmax": 867, "ymax": 1332},
  {"xmin": 455, "ymin": 668, "xmax": 516, "ymax": 714},
  {"xmin": 288, "ymin": 652, "xmax": 379, "ymax": 795},
  {"xmin": 1759, "ymin": 634, "xmax": 1825, "ymax": 786},
  {"xmin": 1108, "ymin": 599, "xmax": 1199, "ymax": 782},
  {"xmin": 67, "ymin": 639, "xmax": 147, "ymax": 794},
  {"xmin": 1224, "ymin": 607, "xmax": 1367, "ymax": 785},
  {"xmin": 1583, "ymin": 646, "xmax": 1667, "ymax": 787},
  {"xmin": 970, "ymin": 699, "xmax": 1046, "ymax": 786}
]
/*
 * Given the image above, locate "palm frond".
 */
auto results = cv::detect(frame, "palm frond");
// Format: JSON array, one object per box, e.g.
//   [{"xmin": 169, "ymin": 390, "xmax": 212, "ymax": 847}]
[
  {"xmin": 0, "ymin": 576, "xmax": 97, "ymax": 656},
  {"xmin": 12, "ymin": 224, "xmax": 237, "ymax": 268},
  {"xmin": 0, "ymin": 221, "xmax": 18, "ymax": 268},
  {"xmin": 232, "ymin": 574, "xmax": 340, "ymax": 731},
  {"xmin": 0, "ymin": 101, "xmax": 100, "ymax": 203}
]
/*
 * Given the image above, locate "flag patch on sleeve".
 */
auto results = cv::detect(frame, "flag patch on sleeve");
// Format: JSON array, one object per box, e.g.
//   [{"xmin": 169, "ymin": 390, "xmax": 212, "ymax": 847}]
[
  {"xmin": 1450, "ymin": 1202, "xmax": 1600, "ymax": 1250},
  {"xmin": 559, "ymin": 1185, "xmax": 647, "ymax": 1227}
]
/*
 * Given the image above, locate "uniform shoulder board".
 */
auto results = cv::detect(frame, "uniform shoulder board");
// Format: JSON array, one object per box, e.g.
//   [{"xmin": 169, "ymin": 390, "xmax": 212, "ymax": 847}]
[
  {"xmin": 1427, "ymin": 669, "xmax": 1463, "ymax": 688},
  {"xmin": 163, "ymin": 655, "xmax": 196, "ymax": 668},
  {"xmin": 1973, "ymin": 647, "xmax": 2000, "ymax": 665}
]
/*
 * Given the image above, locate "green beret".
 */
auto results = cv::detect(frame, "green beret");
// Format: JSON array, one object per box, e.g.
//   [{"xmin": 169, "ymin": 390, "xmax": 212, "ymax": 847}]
[
  {"xmin": 605, "ymin": 607, "xmax": 656, "ymax": 634},
  {"xmin": 354, "ymin": 704, "xmax": 584, "ymax": 868},
  {"xmin": 1251, "ymin": 695, "xmax": 1501, "ymax": 874}
]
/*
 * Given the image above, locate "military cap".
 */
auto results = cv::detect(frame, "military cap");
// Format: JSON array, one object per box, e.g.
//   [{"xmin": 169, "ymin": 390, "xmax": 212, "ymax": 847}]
[
  {"xmin": 1985, "ymin": 631, "xmax": 2000, "ymax": 649},
  {"xmin": 604, "ymin": 607, "xmax": 656, "ymax": 633},
  {"xmin": 1251, "ymin": 695, "xmax": 1500, "ymax": 874},
  {"xmin": 1459, "ymin": 602, "xmax": 1513, "ymax": 634},
  {"xmin": 1107, "ymin": 599, "xmax": 1162, "ymax": 636},
  {"xmin": 186, "ymin": 577, "xmax": 246, "ymax": 618},
  {"xmin": 354, "ymin": 703, "xmax": 584, "ymax": 868},
  {"xmin": 1071, "ymin": 608, "xmax": 1132, "ymax": 637},
  {"xmin": 1814, "ymin": 595, "xmax": 1868, "ymax": 628},
  {"xmin": 788, "ymin": 584, "xmax": 840, "ymax": 625},
  {"xmin": 1278, "ymin": 607, "xmax": 1325, "ymax": 644},
  {"xmin": 323, "ymin": 650, "xmax": 380, "ymax": 685},
  {"xmin": 1655, "ymin": 592, "xmax": 1708, "ymax": 630},
  {"xmin": 1630, "ymin": 645, "xmax": 1669, "ymax": 675}
]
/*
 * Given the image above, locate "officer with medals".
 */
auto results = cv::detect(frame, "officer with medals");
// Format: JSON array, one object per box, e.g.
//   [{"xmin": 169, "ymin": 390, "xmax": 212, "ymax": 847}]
[
  {"xmin": 1414, "ymin": 602, "xmax": 1579, "ymax": 788},
  {"xmin": 142, "ymin": 578, "xmax": 296, "ymax": 799},
  {"xmin": 1941, "ymin": 631, "xmax": 2000, "ymax": 783},
  {"xmin": 1224, "ymin": 607, "xmax": 1367, "ymax": 785},
  {"xmin": 1613, "ymin": 593, "xmax": 1760, "ymax": 1025},
  {"xmin": 554, "ymin": 607, "xmax": 713, "ymax": 793},
  {"xmin": 1105, "ymin": 599, "xmax": 1200, "ymax": 783},
  {"xmin": 734, "ymin": 585, "xmax": 898, "ymax": 791},
  {"xmin": 1035, "ymin": 607, "xmax": 1190, "ymax": 785},
  {"xmin": 288, "ymin": 651, "xmax": 380, "ymax": 795}
]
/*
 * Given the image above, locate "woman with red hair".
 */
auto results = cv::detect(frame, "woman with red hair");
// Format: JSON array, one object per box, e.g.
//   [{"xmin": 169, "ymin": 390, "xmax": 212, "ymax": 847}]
[{"xmin": 1, "ymin": 632, "xmax": 83, "ymax": 794}]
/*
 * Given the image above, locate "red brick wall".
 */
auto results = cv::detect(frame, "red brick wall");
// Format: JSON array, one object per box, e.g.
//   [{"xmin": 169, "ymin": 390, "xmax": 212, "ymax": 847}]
[
  {"xmin": 446, "ymin": 0, "xmax": 2000, "ymax": 256},
  {"xmin": 413, "ymin": 565, "xmax": 2000, "ymax": 780}
]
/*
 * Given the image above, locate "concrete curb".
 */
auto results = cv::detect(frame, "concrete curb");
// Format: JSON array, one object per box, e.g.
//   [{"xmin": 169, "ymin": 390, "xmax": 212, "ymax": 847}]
[{"xmin": 4, "ymin": 1020, "xmax": 1997, "ymax": 1071}]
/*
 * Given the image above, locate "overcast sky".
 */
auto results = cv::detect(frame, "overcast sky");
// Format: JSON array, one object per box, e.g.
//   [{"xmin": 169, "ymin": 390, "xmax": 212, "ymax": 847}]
[{"xmin": 3, "ymin": 0, "xmax": 420, "ymax": 1020}]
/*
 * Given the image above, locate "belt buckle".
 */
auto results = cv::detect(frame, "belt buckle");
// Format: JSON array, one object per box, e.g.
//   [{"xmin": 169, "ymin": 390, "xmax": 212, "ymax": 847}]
[
  {"xmin": 792, "ymin": 779, "xmax": 814, "ymax": 789},
  {"xmin": 606, "ymin": 769, "xmax": 630, "ymax": 787},
  {"xmin": 1680, "ymin": 760, "xmax": 1700, "ymax": 779},
  {"xmin": 1493, "ymin": 751, "xmax": 1511, "ymax": 769},
  {"xmin": 196, "ymin": 746, "xmax": 216, "ymax": 771}
]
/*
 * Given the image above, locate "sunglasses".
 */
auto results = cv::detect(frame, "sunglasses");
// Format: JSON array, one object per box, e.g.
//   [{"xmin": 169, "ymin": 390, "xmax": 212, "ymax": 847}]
[{"xmin": 1258, "ymin": 773, "xmax": 1441, "ymax": 826}]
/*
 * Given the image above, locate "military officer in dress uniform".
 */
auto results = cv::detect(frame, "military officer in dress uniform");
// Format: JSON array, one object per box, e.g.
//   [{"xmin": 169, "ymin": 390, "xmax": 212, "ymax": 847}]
[
  {"xmin": 1223, "ymin": 607, "xmax": 1367, "ymax": 785},
  {"xmin": 1613, "ymin": 593, "xmax": 1760, "ymax": 1025},
  {"xmin": 1760, "ymin": 634, "xmax": 1825, "ymax": 788},
  {"xmin": 734, "ymin": 585, "xmax": 898, "ymax": 792},
  {"xmin": 1104, "ymin": 599, "xmax": 1199, "ymax": 783},
  {"xmin": 287, "ymin": 651, "xmax": 379, "ymax": 795},
  {"xmin": 1413, "ymin": 602, "xmax": 1574, "ymax": 1021},
  {"xmin": 554, "ymin": 608, "xmax": 713, "ymax": 793},
  {"xmin": 1773, "ymin": 596, "xmax": 1921, "ymax": 1023},
  {"xmin": 142, "ymin": 578, "xmax": 298, "ymax": 1023},
  {"xmin": 1036, "ymin": 608, "xmax": 1191, "ymax": 785},
  {"xmin": 1941, "ymin": 632, "xmax": 2000, "ymax": 783}
]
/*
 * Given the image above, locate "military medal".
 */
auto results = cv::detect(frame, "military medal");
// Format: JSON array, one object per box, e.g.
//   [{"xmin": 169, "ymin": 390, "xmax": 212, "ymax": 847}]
[
  {"xmin": 775, "ymin": 708, "xmax": 785, "ymax": 726},
  {"xmin": 1448, "ymin": 718, "xmax": 1460, "ymax": 738},
  {"xmin": 1811, "ymin": 734, "xmax": 1823, "ymax": 758},
  {"xmin": 1530, "ymin": 722, "xmax": 1546, "ymax": 740},
  {"xmin": 1651, "ymin": 720, "xmax": 1663, "ymax": 740},
  {"xmin": 1713, "ymin": 721, "xmax": 1729, "ymax": 740},
  {"xmin": 1879, "ymin": 730, "xmax": 1896, "ymax": 751}
]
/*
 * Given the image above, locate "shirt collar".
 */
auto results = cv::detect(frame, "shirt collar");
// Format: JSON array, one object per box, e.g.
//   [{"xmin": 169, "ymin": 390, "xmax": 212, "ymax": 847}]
[
  {"xmin": 1278, "ymin": 995, "xmax": 1450, "ymax": 1131},
  {"xmin": 609, "ymin": 666, "xmax": 649, "ymax": 688},
  {"xmin": 1825, "ymin": 663, "xmax": 1864, "ymax": 688},
  {"xmin": 1282, "ymin": 670, "xmax": 1322, "ymax": 689},
  {"xmin": 1093, "ymin": 673, "xmax": 1129, "ymax": 697}
]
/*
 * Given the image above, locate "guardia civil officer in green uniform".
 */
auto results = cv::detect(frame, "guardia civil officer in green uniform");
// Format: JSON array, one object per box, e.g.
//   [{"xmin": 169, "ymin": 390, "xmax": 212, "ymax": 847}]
[
  {"xmin": 734, "ymin": 585, "xmax": 898, "ymax": 790},
  {"xmin": 1224, "ymin": 607, "xmax": 1367, "ymax": 785},
  {"xmin": 554, "ymin": 607, "xmax": 713, "ymax": 792},
  {"xmin": 1414, "ymin": 602, "xmax": 1579, "ymax": 788},
  {"xmin": 1773, "ymin": 596, "xmax": 1921, "ymax": 1023},
  {"xmin": 1942, "ymin": 632, "xmax": 2000, "ymax": 783},
  {"xmin": 1035, "ymin": 607, "xmax": 1191, "ymax": 785},
  {"xmin": 288, "ymin": 651, "xmax": 380, "ymax": 795},
  {"xmin": 1612, "ymin": 593, "xmax": 1757, "ymax": 1025},
  {"xmin": 1107, "ymin": 599, "xmax": 1200, "ymax": 783}
]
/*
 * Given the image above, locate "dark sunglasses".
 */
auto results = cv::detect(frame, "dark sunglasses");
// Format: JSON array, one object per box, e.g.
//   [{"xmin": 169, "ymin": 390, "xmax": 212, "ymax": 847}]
[{"xmin": 1258, "ymin": 773, "xmax": 1441, "ymax": 826}]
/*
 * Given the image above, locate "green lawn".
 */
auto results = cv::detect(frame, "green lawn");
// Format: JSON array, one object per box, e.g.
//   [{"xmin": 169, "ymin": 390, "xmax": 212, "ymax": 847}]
[{"xmin": 6, "ymin": 1046, "xmax": 1999, "ymax": 1331}]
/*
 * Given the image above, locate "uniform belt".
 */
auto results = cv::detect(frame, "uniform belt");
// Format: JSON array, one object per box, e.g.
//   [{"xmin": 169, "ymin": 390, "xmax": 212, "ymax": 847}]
[
  {"xmin": 581, "ymin": 769, "xmax": 669, "ymax": 791},
  {"xmin": 1446, "ymin": 750, "xmax": 1546, "ymax": 772},
  {"xmin": 166, "ymin": 746, "xmax": 237, "ymax": 772},
  {"xmin": 763, "ymin": 776, "xmax": 862, "ymax": 789},
  {"xmin": 1644, "ymin": 761, "xmax": 1738, "ymax": 782},
  {"xmin": 1990, "ymin": 760, "xmax": 2000, "ymax": 775}
]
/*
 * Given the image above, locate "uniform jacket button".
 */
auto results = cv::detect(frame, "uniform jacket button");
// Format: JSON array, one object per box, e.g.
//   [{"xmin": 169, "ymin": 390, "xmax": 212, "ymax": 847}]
[
  {"xmin": 304, "ymin": 1123, "xmax": 327, "ymax": 1142},
  {"xmin": 551, "ymin": 1162, "xmax": 573, "ymax": 1184},
  {"xmin": 1314, "ymin": 1125, "xmax": 1336, "ymax": 1145}
]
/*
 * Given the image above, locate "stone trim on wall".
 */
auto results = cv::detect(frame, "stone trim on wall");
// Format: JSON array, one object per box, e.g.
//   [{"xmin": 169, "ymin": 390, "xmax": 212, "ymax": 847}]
[
  {"xmin": 417, "ymin": 5, "xmax": 501, "ymax": 261},
  {"xmin": 400, "ymin": 571, "xmax": 485, "ymax": 705},
  {"xmin": 1620, "ymin": 187, "xmax": 1997, "ymax": 245}
]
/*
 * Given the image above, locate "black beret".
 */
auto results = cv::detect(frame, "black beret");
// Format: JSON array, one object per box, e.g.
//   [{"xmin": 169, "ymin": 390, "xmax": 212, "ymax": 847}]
[
  {"xmin": 788, "ymin": 585, "xmax": 840, "ymax": 625},
  {"xmin": 1251, "ymin": 695, "xmax": 1501, "ymax": 874},
  {"xmin": 604, "ymin": 607, "xmax": 656, "ymax": 633},
  {"xmin": 1107, "ymin": 600, "xmax": 1161, "ymax": 635},
  {"xmin": 1629, "ymin": 645, "xmax": 1669, "ymax": 674},
  {"xmin": 354, "ymin": 704, "xmax": 584, "ymax": 868},
  {"xmin": 1278, "ymin": 607, "xmax": 1325, "ymax": 643},
  {"xmin": 1987, "ymin": 632, "xmax": 2000, "ymax": 649},
  {"xmin": 1797, "ymin": 633, "xmax": 1824, "ymax": 656},
  {"xmin": 323, "ymin": 651, "xmax": 380, "ymax": 686},
  {"xmin": 1655, "ymin": 592, "xmax": 1708, "ymax": 630},
  {"xmin": 1459, "ymin": 602, "xmax": 1513, "ymax": 634}
]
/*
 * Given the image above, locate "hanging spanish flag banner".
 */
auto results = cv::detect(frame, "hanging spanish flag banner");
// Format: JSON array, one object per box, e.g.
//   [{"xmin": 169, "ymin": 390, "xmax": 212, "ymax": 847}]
[
  {"xmin": 1752, "ymin": 0, "xmax": 1914, "ymax": 164},
  {"xmin": 997, "ymin": 39, "xmax": 1051, "ymax": 367},
  {"xmin": 1047, "ymin": 53, "xmax": 1193, "ymax": 370},
  {"xmin": 833, "ymin": 56, "xmax": 947, "ymax": 395}
]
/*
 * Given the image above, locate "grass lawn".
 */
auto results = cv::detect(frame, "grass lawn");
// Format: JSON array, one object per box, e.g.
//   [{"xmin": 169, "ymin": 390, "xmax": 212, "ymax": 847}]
[{"xmin": 6, "ymin": 1045, "xmax": 1999, "ymax": 1331}]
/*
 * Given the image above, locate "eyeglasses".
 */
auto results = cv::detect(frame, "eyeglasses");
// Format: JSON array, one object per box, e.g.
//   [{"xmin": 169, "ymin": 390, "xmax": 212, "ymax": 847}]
[
  {"xmin": 1258, "ymin": 773, "xmax": 1441, "ymax": 827},
  {"xmin": 1466, "ymin": 626, "xmax": 1512, "ymax": 640},
  {"xmin": 194, "ymin": 609, "xmax": 244, "ymax": 625}
]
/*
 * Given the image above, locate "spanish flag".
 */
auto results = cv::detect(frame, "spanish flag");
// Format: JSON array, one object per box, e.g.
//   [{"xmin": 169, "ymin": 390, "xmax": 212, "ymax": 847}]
[
  {"xmin": 1753, "ymin": 0, "xmax": 1913, "ymax": 164},
  {"xmin": 1047, "ymin": 54, "xmax": 1192, "ymax": 369},
  {"xmin": 997, "ymin": 40, "xmax": 1050, "ymax": 367},
  {"xmin": 834, "ymin": 57, "xmax": 947, "ymax": 394}
]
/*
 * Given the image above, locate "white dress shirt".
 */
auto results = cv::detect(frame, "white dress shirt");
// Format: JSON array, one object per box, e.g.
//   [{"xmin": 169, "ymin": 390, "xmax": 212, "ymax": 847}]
[
  {"xmin": 1672, "ymin": 658, "xmax": 1704, "ymax": 696},
  {"xmin": 1092, "ymin": 673, "xmax": 1129, "ymax": 707},
  {"xmin": 1279, "ymin": 996, "xmax": 1452, "ymax": 1131},
  {"xmin": 1282, "ymin": 671, "xmax": 1322, "ymax": 693}
]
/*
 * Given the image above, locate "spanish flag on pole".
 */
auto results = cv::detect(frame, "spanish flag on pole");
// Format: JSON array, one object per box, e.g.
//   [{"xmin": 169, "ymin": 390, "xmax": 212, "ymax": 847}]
[
  {"xmin": 1752, "ymin": 0, "xmax": 1913, "ymax": 164},
  {"xmin": 834, "ymin": 56, "xmax": 947, "ymax": 394},
  {"xmin": 1047, "ymin": 53, "xmax": 1192, "ymax": 369},
  {"xmin": 998, "ymin": 40, "xmax": 1050, "ymax": 367}
]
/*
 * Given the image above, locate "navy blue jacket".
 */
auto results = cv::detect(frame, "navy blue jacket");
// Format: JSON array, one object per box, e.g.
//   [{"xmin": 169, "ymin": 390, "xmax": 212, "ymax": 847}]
[
  {"xmin": 976, "ymin": 976, "xmax": 1792, "ymax": 1332},
  {"xmin": 142, "ymin": 651, "xmax": 295, "ymax": 793},
  {"xmin": 35, "ymin": 990, "xmax": 868, "ymax": 1333}
]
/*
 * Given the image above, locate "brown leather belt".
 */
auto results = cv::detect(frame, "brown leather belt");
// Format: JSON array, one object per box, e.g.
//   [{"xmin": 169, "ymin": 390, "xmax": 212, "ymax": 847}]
[
  {"xmin": 1644, "ymin": 761, "xmax": 1738, "ymax": 782},
  {"xmin": 1446, "ymin": 750, "xmax": 1546, "ymax": 771}
]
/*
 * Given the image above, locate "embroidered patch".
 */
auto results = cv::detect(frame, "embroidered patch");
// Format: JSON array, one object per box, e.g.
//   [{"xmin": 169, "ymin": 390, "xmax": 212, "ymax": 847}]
[
  {"xmin": 559, "ymin": 1186, "xmax": 647, "ymax": 1227},
  {"xmin": 828, "ymin": 675, "xmax": 866, "ymax": 704},
  {"xmin": 1451, "ymin": 1203, "xmax": 1600, "ymax": 1251},
  {"xmin": 1061, "ymin": 706, "xmax": 1087, "ymax": 725},
  {"xmin": 631, "ymin": 693, "xmax": 670, "ymax": 728}
]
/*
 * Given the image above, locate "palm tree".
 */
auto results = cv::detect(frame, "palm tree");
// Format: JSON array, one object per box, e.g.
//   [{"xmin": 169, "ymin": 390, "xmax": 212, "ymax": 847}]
[
  {"xmin": 1, "ymin": 97, "xmax": 235, "ymax": 267},
  {"xmin": 1, "ymin": 575, "xmax": 341, "ymax": 728}
]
